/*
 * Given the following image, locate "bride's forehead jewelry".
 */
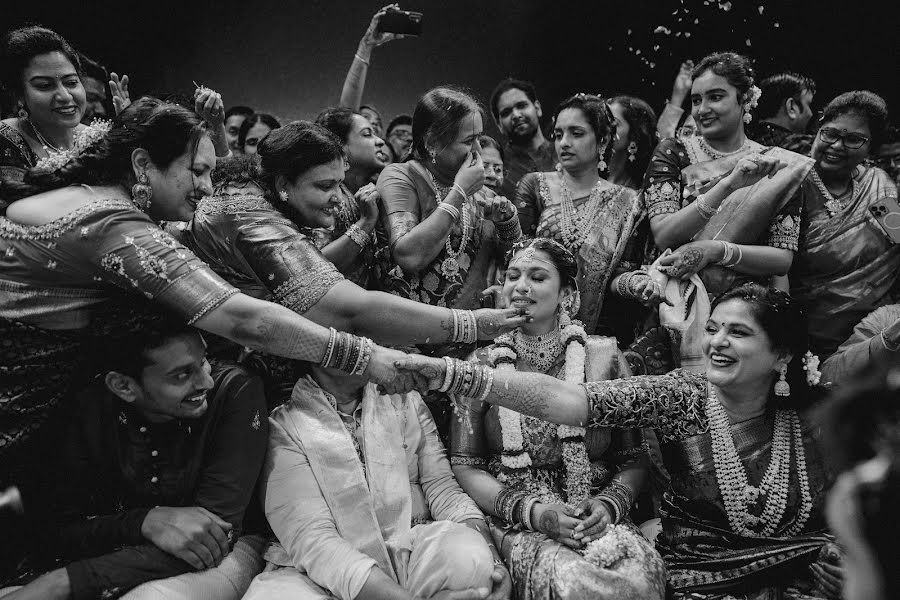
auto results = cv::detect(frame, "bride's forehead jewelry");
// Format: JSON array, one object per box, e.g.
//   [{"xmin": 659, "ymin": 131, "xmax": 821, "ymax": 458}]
[{"xmin": 509, "ymin": 247, "xmax": 554, "ymax": 270}]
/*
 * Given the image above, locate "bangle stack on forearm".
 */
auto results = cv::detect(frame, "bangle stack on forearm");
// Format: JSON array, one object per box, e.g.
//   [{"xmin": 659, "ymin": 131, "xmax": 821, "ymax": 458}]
[
  {"xmin": 321, "ymin": 328, "xmax": 374, "ymax": 375},
  {"xmin": 439, "ymin": 356, "xmax": 494, "ymax": 401},
  {"xmin": 615, "ymin": 270, "xmax": 650, "ymax": 300},
  {"xmin": 494, "ymin": 488, "xmax": 540, "ymax": 530},
  {"xmin": 345, "ymin": 223, "xmax": 371, "ymax": 248},
  {"xmin": 449, "ymin": 309, "xmax": 478, "ymax": 344},
  {"xmin": 595, "ymin": 480, "xmax": 635, "ymax": 524},
  {"xmin": 495, "ymin": 212, "xmax": 523, "ymax": 242}
]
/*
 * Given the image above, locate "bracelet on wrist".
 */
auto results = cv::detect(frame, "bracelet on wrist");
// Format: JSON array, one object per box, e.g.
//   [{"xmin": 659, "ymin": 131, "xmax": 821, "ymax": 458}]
[
  {"xmin": 694, "ymin": 194, "xmax": 718, "ymax": 220},
  {"xmin": 436, "ymin": 202, "xmax": 461, "ymax": 222},
  {"xmin": 354, "ymin": 52, "xmax": 370, "ymax": 66},
  {"xmin": 452, "ymin": 183, "xmax": 468, "ymax": 200},
  {"xmin": 345, "ymin": 223, "xmax": 371, "ymax": 248}
]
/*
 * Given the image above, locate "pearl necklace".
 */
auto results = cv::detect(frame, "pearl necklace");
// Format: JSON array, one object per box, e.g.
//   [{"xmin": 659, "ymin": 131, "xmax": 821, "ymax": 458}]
[
  {"xmin": 514, "ymin": 327, "xmax": 564, "ymax": 373},
  {"xmin": 810, "ymin": 169, "xmax": 857, "ymax": 218},
  {"xmin": 556, "ymin": 168, "xmax": 609, "ymax": 250},
  {"xmin": 706, "ymin": 387, "xmax": 812, "ymax": 537},
  {"xmin": 426, "ymin": 170, "xmax": 472, "ymax": 280},
  {"xmin": 697, "ymin": 135, "xmax": 752, "ymax": 160}
]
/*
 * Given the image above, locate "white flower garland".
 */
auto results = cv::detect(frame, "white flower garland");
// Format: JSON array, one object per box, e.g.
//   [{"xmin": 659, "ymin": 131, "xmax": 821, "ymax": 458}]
[
  {"xmin": 34, "ymin": 119, "xmax": 112, "ymax": 172},
  {"xmin": 582, "ymin": 524, "xmax": 643, "ymax": 568},
  {"xmin": 491, "ymin": 317, "xmax": 592, "ymax": 504},
  {"xmin": 802, "ymin": 351, "xmax": 821, "ymax": 386},
  {"xmin": 742, "ymin": 85, "xmax": 762, "ymax": 124}
]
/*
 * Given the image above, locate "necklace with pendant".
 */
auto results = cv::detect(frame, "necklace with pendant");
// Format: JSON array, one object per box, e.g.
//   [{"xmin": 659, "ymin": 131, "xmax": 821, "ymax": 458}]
[
  {"xmin": 556, "ymin": 168, "xmax": 608, "ymax": 250},
  {"xmin": 810, "ymin": 169, "xmax": 857, "ymax": 218},
  {"xmin": 427, "ymin": 170, "xmax": 472, "ymax": 280},
  {"xmin": 25, "ymin": 117, "xmax": 69, "ymax": 155},
  {"xmin": 514, "ymin": 327, "xmax": 563, "ymax": 372}
]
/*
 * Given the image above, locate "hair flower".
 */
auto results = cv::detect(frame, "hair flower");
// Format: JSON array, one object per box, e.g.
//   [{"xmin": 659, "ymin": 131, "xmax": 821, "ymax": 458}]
[
  {"xmin": 802, "ymin": 351, "xmax": 821, "ymax": 386},
  {"xmin": 742, "ymin": 85, "xmax": 762, "ymax": 124}
]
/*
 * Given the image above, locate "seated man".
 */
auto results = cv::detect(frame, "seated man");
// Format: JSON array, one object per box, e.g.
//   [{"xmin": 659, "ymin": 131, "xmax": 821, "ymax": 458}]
[
  {"xmin": 243, "ymin": 360, "xmax": 510, "ymax": 600},
  {"xmin": 4, "ymin": 316, "xmax": 268, "ymax": 600}
]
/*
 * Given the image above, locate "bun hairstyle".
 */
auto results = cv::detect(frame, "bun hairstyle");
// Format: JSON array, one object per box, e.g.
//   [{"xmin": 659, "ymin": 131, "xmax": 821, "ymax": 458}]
[
  {"xmin": 3, "ymin": 97, "xmax": 206, "ymax": 203},
  {"xmin": 820, "ymin": 90, "xmax": 889, "ymax": 148},
  {"xmin": 507, "ymin": 237, "xmax": 578, "ymax": 290},
  {"xmin": 256, "ymin": 120, "xmax": 344, "ymax": 202},
  {"xmin": 553, "ymin": 93, "xmax": 616, "ymax": 171},
  {"xmin": 0, "ymin": 26, "xmax": 81, "ymax": 106},
  {"xmin": 410, "ymin": 86, "xmax": 482, "ymax": 163},
  {"xmin": 608, "ymin": 95, "xmax": 658, "ymax": 183},
  {"xmin": 691, "ymin": 51, "xmax": 756, "ymax": 102}
]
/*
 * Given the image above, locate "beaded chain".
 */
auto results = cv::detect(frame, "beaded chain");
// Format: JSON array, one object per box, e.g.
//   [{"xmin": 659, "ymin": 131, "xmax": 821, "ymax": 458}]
[
  {"xmin": 706, "ymin": 387, "xmax": 812, "ymax": 537},
  {"xmin": 556, "ymin": 168, "xmax": 610, "ymax": 251},
  {"xmin": 426, "ymin": 170, "xmax": 472, "ymax": 280},
  {"xmin": 696, "ymin": 135, "xmax": 753, "ymax": 160}
]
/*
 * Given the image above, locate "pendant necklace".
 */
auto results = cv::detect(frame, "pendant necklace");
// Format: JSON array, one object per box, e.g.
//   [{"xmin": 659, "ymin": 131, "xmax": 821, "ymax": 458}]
[{"xmin": 427, "ymin": 169, "xmax": 472, "ymax": 280}]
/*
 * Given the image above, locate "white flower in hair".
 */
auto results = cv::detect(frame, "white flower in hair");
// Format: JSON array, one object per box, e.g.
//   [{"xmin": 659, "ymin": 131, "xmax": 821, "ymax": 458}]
[
  {"xmin": 802, "ymin": 351, "xmax": 821, "ymax": 386},
  {"xmin": 742, "ymin": 85, "xmax": 762, "ymax": 124}
]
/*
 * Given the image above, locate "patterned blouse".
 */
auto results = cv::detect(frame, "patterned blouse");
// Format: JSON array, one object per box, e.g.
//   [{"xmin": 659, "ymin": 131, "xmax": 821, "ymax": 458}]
[
  {"xmin": 0, "ymin": 121, "xmax": 38, "ymax": 213},
  {"xmin": 642, "ymin": 137, "xmax": 802, "ymax": 251}
]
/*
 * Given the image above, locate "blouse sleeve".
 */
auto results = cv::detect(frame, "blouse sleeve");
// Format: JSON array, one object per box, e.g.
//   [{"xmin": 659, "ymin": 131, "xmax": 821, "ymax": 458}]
[
  {"xmin": 583, "ymin": 369, "xmax": 709, "ymax": 443},
  {"xmin": 234, "ymin": 217, "xmax": 344, "ymax": 314},
  {"xmin": 376, "ymin": 163, "xmax": 422, "ymax": 251},
  {"xmin": 513, "ymin": 173, "xmax": 543, "ymax": 237},
  {"xmin": 88, "ymin": 207, "xmax": 238, "ymax": 324},
  {"xmin": 641, "ymin": 138, "xmax": 689, "ymax": 219},
  {"xmin": 763, "ymin": 188, "xmax": 802, "ymax": 251}
]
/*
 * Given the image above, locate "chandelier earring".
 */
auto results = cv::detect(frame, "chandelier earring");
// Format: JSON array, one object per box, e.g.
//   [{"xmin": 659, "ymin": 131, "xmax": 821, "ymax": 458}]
[
  {"xmin": 627, "ymin": 141, "xmax": 638, "ymax": 162},
  {"xmin": 278, "ymin": 190, "xmax": 289, "ymax": 202},
  {"xmin": 131, "ymin": 171, "xmax": 153, "ymax": 212},
  {"xmin": 597, "ymin": 144, "xmax": 608, "ymax": 171},
  {"xmin": 774, "ymin": 364, "xmax": 791, "ymax": 397}
]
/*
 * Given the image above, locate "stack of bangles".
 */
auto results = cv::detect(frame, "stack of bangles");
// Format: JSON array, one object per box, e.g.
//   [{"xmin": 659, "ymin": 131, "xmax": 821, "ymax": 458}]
[
  {"xmin": 320, "ymin": 328, "xmax": 375, "ymax": 376},
  {"xmin": 344, "ymin": 223, "xmax": 371, "ymax": 248},
  {"xmin": 436, "ymin": 201, "xmax": 461, "ymax": 222},
  {"xmin": 438, "ymin": 357, "xmax": 494, "ymax": 401},
  {"xmin": 694, "ymin": 194, "xmax": 719, "ymax": 220},
  {"xmin": 615, "ymin": 270, "xmax": 650, "ymax": 300},
  {"xmin": 595, "ymin": 480, "xmax": 634, "ymax": 524},
  {"xmin": 717, "ymin": 240, "xmax": 743, "ymax": 268},
  {"xmin": 494, "ymin": 210, "xmax": 523, "ymax": 242},
  {"xmin": 494, "ymin": 488, "xmax": 540, "ymax": 530},
  {"xmin": 449, "ymin": 309, "xmax": 478, "ymax": 344}
]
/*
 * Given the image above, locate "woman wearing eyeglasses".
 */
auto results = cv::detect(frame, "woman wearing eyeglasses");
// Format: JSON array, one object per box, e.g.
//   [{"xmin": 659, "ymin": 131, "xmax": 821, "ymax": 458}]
[{"xmin": 789, "ymin": 90, "xmax": 899, "ymax": 365}]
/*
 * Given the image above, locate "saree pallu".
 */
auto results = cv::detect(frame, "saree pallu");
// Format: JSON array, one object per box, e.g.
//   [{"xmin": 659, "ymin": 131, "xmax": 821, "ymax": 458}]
[
  {"xmin": 790, "ymin": 167, "xmax": 900, "ymax": 359},
  {"xmin": 657, "ymin": 412, "xmax": 832, "ymax": 598}
]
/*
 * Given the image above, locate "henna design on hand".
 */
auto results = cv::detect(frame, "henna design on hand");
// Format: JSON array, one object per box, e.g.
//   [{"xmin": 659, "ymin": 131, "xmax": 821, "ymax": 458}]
[
  {"xmin": 539, "ymin": 509, "xmax": 560, "ymax": 540},
  {"xmin": 476, "ymin": 311, "xmax": 502, "ymax": 337},
  {"xmin": 680, "ymin": 246, "xmax": 704, "ymax": 269},
  {"xmin": 490, "ymin": 372, "xmax": 551, "ymax": 419}
]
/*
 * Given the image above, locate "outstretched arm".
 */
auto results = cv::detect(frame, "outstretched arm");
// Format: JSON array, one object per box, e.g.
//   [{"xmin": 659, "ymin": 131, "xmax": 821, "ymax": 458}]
[{"xmin": 339, "ymin": 4, "xmax": 404, "ymax": 109}]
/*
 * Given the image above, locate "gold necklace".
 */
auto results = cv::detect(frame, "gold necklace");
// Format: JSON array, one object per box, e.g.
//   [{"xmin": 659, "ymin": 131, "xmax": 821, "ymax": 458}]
[
  {"xmin": 697, "ymin": 135, "xmax": 751, "ymax": 160},
  {"xmin": 556, "ymin": 168, "xmax": 608, "ymax": 250},
  {"xmin": 810, "ymin": 169, "xmax": 857, "ymax": 218},
  {"xmin": 426, "ymin": 169, "xmax": 472, "ymax": 280}
]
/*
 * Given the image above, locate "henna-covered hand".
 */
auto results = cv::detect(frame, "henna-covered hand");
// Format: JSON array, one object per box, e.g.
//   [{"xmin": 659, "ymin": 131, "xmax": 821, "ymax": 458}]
[
  {"xmin": 474, "ymin": 307, "xmax": 530, "ymax": 340},
  {"xmin": 393, "ymin": 355, "xmax": 446, "ymax": 391},
  {"xmin": 572, "ymin": 497, "xmax": 614, "ymax": 543},
  {"xmin": 535, "ymin": 503, "xmax": 582, "ymax": 549},
  {"xmin": 656, "ymin": 240, "xmax": 721, "ymax": 279}
]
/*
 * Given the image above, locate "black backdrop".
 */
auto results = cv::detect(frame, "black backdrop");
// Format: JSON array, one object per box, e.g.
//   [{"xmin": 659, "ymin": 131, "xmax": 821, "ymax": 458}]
[{"xmin": 6, "ymin": 0, "xmax": 898, "ymax": 136}]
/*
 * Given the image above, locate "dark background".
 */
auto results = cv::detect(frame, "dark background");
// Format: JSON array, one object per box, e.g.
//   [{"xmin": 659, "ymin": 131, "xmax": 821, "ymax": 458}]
[{"xmin": 6, "ymin": 0, "xmax": 898, "ymax": 135}]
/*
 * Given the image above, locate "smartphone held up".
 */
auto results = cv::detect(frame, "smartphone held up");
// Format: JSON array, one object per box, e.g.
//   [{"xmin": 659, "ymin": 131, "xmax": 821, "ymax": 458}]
[{"xmin": 376, "ymin": 7, "xmax": 424, "ymax": 36}]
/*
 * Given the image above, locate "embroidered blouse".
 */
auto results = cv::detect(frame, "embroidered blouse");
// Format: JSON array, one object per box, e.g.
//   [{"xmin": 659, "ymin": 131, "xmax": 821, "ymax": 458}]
[
  {"xmin": 641, "ymin": 137, "xmax": 802, "ymax": 251},
  {"xmin": 0, "ymin": 198, "xmax": 238, "ymax": 329},
  {"xmin": 0, "ymin": 121, "xmax": 38, "ymax": 213},
  {"xmin": 177, "ymin": 193, "xmax": 345, "ymax": 314}
]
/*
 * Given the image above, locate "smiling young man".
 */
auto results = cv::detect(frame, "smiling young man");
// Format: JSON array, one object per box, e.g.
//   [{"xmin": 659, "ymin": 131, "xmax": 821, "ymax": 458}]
[
  {"xmin": 9, "ymin": 316, "xmax": 268, "ymax": 600},
  {"xmin": 489, "ymin": 78, "xmax": 557, "ymax": 204}
]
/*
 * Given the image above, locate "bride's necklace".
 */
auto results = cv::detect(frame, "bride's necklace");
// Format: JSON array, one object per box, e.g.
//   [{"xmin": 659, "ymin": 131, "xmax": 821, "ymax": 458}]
[
  {"xmin": 514, "ymin": 327, "xmax": 563, "ymax": 372},
  {"xmin": 426, "ymin": 169, "xmax": 472, "ymax": 280},
  {"xmin": 706, "ymin": 387, "xmax": 812, "ymax": 537},
  {"xmin": 697, "ymin": 134, "xmax": 751, "ymax": 160},
  {"xmin": 25, "ymin": 117, "xmax": 69, "ymax": 154},
  {"xmin": 556, "ymin": 168, "xmax": 608, "ymax": 250},
  {"xmin": 810, "ymin": 169, "xmax": 857, "ymax": 218}
]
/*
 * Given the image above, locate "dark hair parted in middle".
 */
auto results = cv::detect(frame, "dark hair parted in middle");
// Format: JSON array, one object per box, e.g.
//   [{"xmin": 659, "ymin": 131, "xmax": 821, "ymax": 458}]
[
  {"xmin": 256, "ymin": 120, "xmax": 344, "ymax": 199},
  {"xmin": 4, "ymin": 96, "xmax": 206, "ymax": 201},
  {"xmin": 410, "ymin": 86, "xmax": 482, "ymax": 163},
  {"xmin": 554, "ymin": 93, "xmax": 616, "ymax": 170},
  {"xmin": 691, "ymin": 51, "xmax": 756, "ymax": 101},
  {"xmin": 0, "ymin": 25, "xmax": 82, "ymax": 103},
  {"xmin": 238, "ymin": 113, "xmax": 282, "ymax": 149},
  {"xmin": 820, "ymin": 90, "xmax": 889, "ymax": 148}
]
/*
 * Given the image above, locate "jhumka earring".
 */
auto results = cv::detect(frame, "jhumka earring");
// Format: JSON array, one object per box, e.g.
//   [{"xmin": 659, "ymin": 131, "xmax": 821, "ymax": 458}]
[
  {"xmin": 774, "ymin": 364, "xmax": 791, "ymax": 397},
  {"xmin": 597, "ymin": 146, "xmax": 608, "ymax": 171},
  {"xmin": 131, "ymin": 172, "xmax": 153, "ymax": 212},
  {"xmin": 278, "ymin": 190, "xmax": 289, "ymax": 202},
  {"xmin": 627, "ymin": 141, "xmax": 638, "ymax": 162}
]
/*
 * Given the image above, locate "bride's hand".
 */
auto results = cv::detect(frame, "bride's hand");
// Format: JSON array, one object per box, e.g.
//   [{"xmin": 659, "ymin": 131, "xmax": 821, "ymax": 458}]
[
  {"xmin": 394, "ymin": 355, "xmax": 447, "ymax": 391},
  {"xmin": 473, "ymin": 307, "xmax": 531, "ymax": 340}
]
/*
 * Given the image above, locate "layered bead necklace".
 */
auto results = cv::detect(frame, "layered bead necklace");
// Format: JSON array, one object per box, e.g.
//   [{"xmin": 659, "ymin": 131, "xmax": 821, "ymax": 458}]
[
  {"xmin": 706, "ymin": 387, "xmax": 812, "ymax": 537},
  {"xmin": 556, "ymin": 168, "xmax": 609, "ymax": 250},
  {"xmin": 26, "ymin": 117, "xmax": 71, "ymax": 156},
  {"xmin": 810, "ymin": 169, "xmax": 858, "ymax": 218},
  {"xmin": 427, "ymin": 170, "xmax": 472, "ymax": 280}
]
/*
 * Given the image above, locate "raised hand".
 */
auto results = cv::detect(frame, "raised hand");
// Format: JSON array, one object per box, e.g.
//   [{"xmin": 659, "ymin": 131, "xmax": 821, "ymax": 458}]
[
  {"xmin": 355, "ymin": 183, "xmax": 380, "ymax": 228},
  {"xmin": 474, "ymin": 306, "xmax": 531, "ymax": 339},
  {"xmin": 723, "ymin": 152, "xmax": 786, "ymax": 191},
  {"xmin": 671, "ymin": 60, "xmax": 694, "ymax": 104},
  {"xmin": 362, "ymin": 4, "xmax": 405, "ymax": 48},
  {"xmin": 194, "ymin": 86, "xmax": 225, "ymax": 129},
  {"xmin": 476, "ymin": 195, "xmax": 517, "ymax": 223},
  {"xmin": 109, "ymin": 72, "xmax": 131, "ymax": 115},
  {"xmin": 455, "ymin": 151, "xmax": 486, "ymax": 197},
  {"xmin": 656, "ymin": 241, "xmax": 722, "ymax": 279},
  {"xmin": 140, "ymin": 506, "xmax": 232, "ymax": 570},
  {"xmin": 572, "ymin": 497, "xmax": 614, "ymax": 544}
]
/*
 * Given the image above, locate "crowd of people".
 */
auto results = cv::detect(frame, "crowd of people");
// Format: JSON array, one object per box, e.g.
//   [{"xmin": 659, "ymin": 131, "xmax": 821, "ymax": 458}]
[{"xmin": 0, "ymin": 6, "xmax": 898, "ymax": 600}]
